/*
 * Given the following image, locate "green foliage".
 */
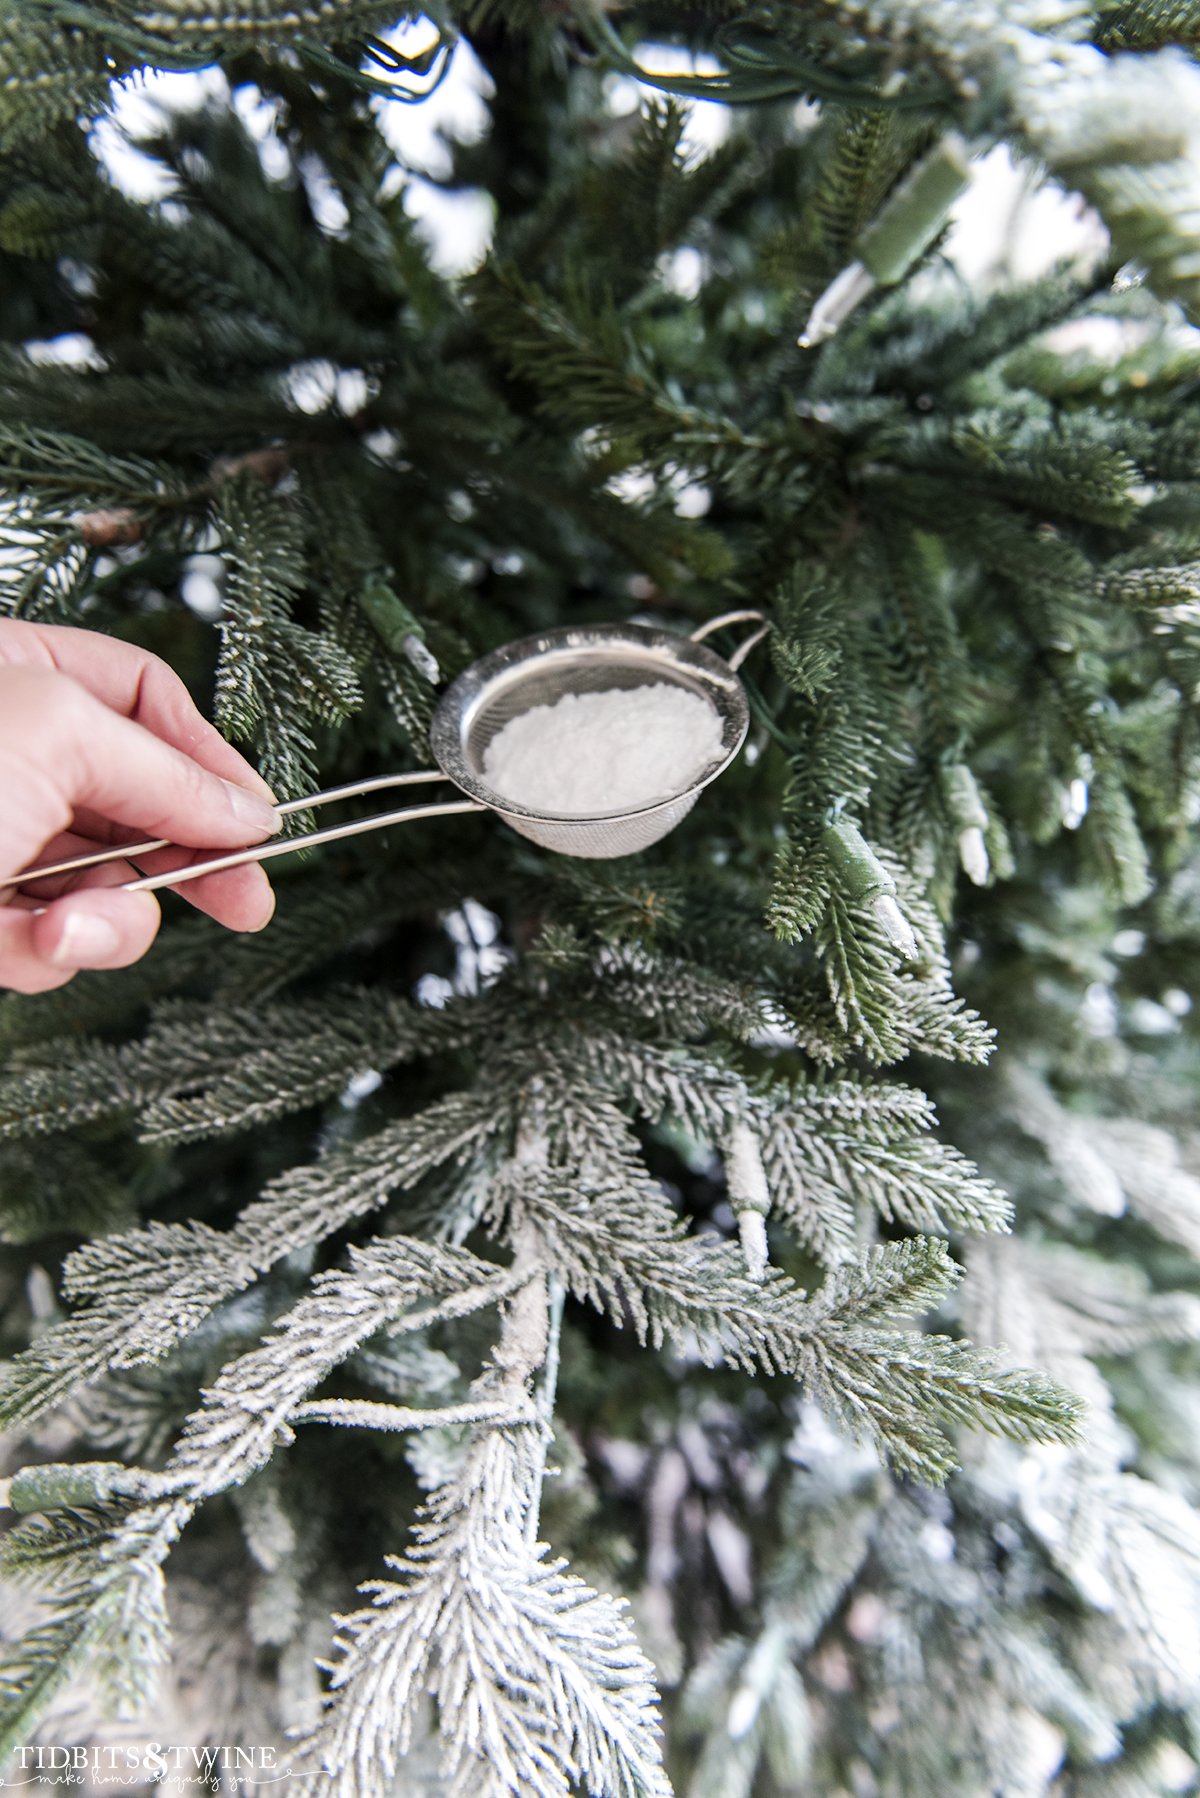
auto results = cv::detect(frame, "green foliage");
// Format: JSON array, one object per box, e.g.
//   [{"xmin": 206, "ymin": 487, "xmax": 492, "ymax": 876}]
[
  {"xmin": 1, "ymin": 6, "xmax": 1199, "ymax": 1796},
  {"xmin": 306, "ymin": 1427, "xmax": 672, "ymax": 1798},
  {"xmin": 0, "ymin": 1487, "xmax": 180, "ymax": 1762},
  {"xmin": 214, "ymin": 478, "xmax": 363, "ymax": 803},
  {"xmin": 1098, "ymin": 0, "xmax": 1200, "ymax": 47}
]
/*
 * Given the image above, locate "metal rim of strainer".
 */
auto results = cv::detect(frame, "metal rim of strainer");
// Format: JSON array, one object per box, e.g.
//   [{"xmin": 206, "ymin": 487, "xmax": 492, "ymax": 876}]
[{"xmin": 429, "ymin": 622, "xmax": 750, "ymax": 828}]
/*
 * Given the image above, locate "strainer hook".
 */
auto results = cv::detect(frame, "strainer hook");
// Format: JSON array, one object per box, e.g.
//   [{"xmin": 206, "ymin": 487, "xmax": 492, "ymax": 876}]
[{"xmin": 688, "ymin": 608, "xmax": 770, "ymax": 672}]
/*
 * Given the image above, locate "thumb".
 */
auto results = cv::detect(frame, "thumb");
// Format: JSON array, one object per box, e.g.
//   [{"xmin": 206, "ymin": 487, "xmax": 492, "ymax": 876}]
[
  {"xmin": 0, "ymin": 888, "xmax": 161, "ymax": 993},
  {"xmin": 32, "ymin": 887, "xmax": 163, "ymax": 970}
]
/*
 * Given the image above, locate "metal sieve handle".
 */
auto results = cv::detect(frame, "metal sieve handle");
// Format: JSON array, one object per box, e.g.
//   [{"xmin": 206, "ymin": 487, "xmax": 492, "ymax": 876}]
[
  {"xmin": 10, "ymin": 772, "xmax": 486, "ymax": 897},
  {"xmin": 689, "ymin": 609, "xmax": 769, "ymax": 672}
]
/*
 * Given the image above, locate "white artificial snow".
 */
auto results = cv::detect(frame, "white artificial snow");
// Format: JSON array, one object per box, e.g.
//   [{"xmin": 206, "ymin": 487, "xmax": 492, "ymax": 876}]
[{"xmin": 482, "ymin": 682, "xmax": 725, "ymax": 815}]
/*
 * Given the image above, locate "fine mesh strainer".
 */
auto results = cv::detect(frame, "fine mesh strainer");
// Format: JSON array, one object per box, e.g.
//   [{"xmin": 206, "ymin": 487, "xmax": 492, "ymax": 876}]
[{"xmin": 13, "ymin": 610, "xmax": 767, "ymax": 893}]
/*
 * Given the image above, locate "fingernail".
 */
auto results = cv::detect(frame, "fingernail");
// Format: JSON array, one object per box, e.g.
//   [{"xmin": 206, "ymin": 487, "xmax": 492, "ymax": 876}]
[
  {"xmin": 222, "ymin": 782, "xmax": 282, "ymax": 836},
  {"xmin": 50, "ymin": 912, "xmax": 122, "ymax": 966}
]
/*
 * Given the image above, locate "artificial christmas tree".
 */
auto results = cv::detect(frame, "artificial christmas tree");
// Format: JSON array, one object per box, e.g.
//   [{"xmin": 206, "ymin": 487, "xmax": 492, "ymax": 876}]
[{"xmin": 1, "ymin": 3, "xmax": 1199, "ymax": 1793}]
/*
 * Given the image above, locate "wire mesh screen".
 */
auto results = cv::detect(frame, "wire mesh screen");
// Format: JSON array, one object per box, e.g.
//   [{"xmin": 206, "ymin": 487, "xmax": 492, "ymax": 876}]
[{"xmin": 430, "ymin": 624, "xmax": 749, "ymax": 859}]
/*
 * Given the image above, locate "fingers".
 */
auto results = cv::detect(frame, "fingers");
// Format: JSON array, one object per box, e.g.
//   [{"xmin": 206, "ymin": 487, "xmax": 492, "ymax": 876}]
[
  {"xmin": 0, "ymin": 620, "xmax": 275, "ymax": 802},
  {"xmin": 22, "ymin": 824, "xmax": 277, "ymax": 932},
  {"xmin": 0, "ymin": 889, "xmax": 162, "ymax": 994},
  {"xmin": 0, "ymin": 631, "xmax": 283, "ymax": 990},
  {"xmin": 121, "ymin": 847, "xmax": 277, "ymax": 932},
  {"xmin": 0, "ymin": 666, "xmax": 281, "ymax": 889}
]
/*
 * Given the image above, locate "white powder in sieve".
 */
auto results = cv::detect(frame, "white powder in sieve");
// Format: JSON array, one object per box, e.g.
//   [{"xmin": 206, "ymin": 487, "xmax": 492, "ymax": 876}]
[{"xmin": 482, "ymin": 683, "xmax": 726, "ymax": 815}]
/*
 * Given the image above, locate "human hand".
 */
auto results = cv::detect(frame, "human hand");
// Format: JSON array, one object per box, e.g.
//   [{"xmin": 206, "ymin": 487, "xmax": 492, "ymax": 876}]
[{"xmin": 0, "ymin": 620, "xmax": 281, "ymax": 993}]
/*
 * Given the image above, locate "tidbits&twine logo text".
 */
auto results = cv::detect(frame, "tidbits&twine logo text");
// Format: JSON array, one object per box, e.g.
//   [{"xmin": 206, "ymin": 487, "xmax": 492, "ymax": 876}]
[{"xmin": 2, "ymin": 1743, "xmax": 295, "ymax": 1791}]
